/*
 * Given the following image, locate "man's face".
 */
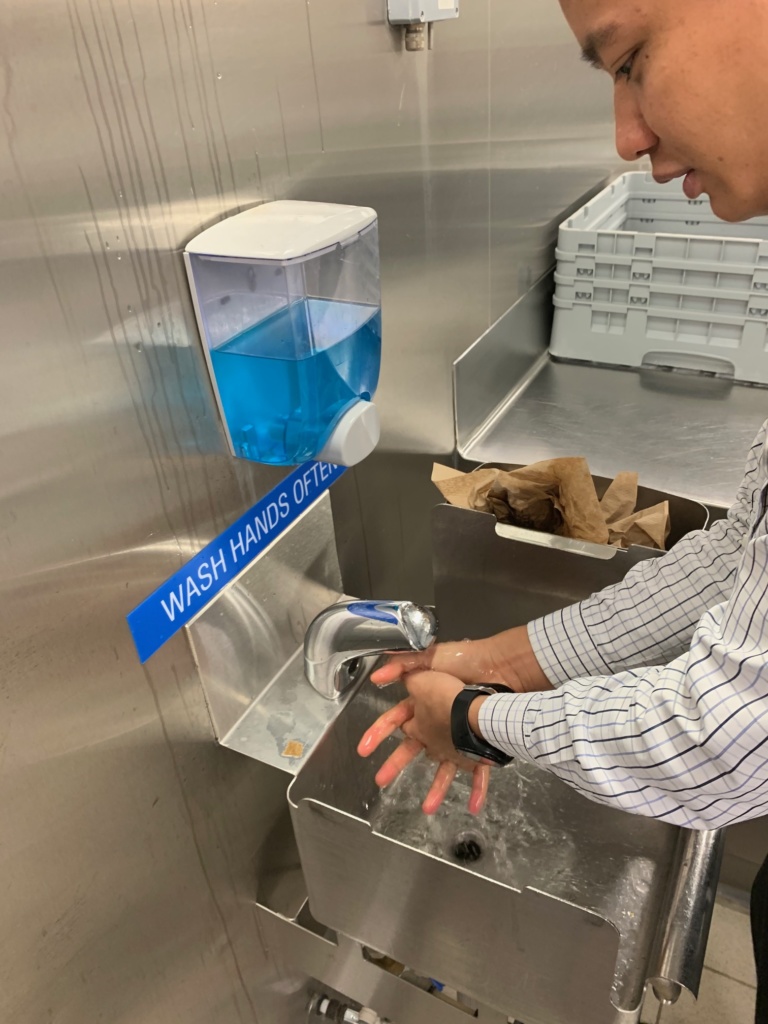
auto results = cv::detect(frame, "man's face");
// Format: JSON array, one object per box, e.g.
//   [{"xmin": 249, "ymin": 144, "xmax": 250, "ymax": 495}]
[{"xmin": 560, "ymin": 0, "xmax": 768, "ymax": 222}]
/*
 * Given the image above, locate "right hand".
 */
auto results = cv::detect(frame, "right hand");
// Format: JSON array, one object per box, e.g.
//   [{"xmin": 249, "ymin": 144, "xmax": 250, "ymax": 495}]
[
  {"xmin": 359, "ymin": 626, "xmax": 552, "ymax": 817},
  {"xmin": 369, "ymin": 624, "xmax": 553, "ymax": 692},
  {"xmin": 358, "ymin": 673, "xmax": 492, "ymax": 816}
]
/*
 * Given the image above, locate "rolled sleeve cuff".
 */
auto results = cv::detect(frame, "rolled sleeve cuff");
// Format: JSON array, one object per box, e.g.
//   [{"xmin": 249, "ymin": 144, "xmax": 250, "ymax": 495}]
[
  {"xmin": 477, "ymin": 692, "xmax": 538, "ymax": 762},
  {"xmin": 528, "ymin": 605, "xmax": 607, "ymax": 688}
]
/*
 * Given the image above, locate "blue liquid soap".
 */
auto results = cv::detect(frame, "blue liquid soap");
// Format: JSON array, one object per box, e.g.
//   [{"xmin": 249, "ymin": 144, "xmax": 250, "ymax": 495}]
[{"xmin": 210, "ymin": 297, "xmax": 381, "ymax": 465}]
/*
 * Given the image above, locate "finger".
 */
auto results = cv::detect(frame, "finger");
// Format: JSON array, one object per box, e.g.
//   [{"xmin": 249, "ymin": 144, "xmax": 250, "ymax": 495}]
[
  {"xmin": 422, "ymin": 761, "xmax": 458, "ymax": 816},
  {"xmin": 357, "ymin": 698, "xmax": 415, "ymax": 757},
  {"xmin": 370, "ymin": 651, "xmax": 435, "ymax": 685},
  {"xmin": 375, "ymin": 737, "xmax": 424, "ymax": 788},
  {"xmin": 400, "ymin": 718, "xmax": 416, "ymax": 739},
  {"xmin": 468, "ymin": 764, "xmax": 491, "ymax": 816}
]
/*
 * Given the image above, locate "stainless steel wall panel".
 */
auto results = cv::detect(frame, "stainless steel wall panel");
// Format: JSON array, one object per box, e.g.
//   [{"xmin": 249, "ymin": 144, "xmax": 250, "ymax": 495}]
[
  {"xmin": 0, "ymin": 560, "xmax": 282, "ymax": 1024},
  {"xmin": 488, "ymin": 0, "xmax": 616, "ymax": 322}
]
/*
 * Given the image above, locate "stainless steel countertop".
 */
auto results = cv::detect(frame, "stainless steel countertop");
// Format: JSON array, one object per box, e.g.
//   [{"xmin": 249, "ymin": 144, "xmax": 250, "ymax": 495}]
[{"xmin": 464, "ymin": 357, "xmax": 768, "ymax": 508}]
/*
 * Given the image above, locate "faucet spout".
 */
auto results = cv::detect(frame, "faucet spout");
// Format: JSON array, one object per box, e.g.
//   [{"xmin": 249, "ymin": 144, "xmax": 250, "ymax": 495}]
[{"xmin": 304, "ymin": 599, "xmax": 438, "ymax": 700}]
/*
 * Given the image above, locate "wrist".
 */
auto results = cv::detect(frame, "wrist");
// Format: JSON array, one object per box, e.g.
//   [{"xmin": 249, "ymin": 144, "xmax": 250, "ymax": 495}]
[
  {"xmin": 451, "ymin": 687, "xmax": 514, "ymax": 767},
  {"xmin": 499, "ymin": 625, "xmax": 552, "ymax": 692},
  {"xmin": 468, "ymin": 695, "xmax": 490, "ymax": 739}
]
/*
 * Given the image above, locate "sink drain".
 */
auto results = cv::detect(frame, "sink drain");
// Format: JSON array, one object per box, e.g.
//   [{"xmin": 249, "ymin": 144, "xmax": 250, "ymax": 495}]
[{"xmin": 451, "ymin": 831, "xmax": 484, "ymax": 864}]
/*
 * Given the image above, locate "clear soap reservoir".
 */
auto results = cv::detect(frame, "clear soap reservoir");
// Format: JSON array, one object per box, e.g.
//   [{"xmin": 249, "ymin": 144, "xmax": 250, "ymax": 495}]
[{"xmin": 184, "ymin": 201, "xmax": 381, "ymax": 467}]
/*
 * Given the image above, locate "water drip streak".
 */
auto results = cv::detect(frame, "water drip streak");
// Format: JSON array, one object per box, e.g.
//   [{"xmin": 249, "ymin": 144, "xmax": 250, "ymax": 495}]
[
  {"xmin": 193, "ymin": 0, "xmax": 239, "ymax": 201},
  {"xmin": 151, "ymin": 0, "xmax": 201, "ymax": 204},
  {"xmin": 172, "ymin": 0, "xmax": 225, "ymax": 204},
  {"xmin": 304, "ymin": 0, "xmax": 325, "ymax": 152},
  {"xmin": 77, "ymin": 0, "xmax": 203, "ymax": 540},
  {"xmin": 102, "ymin": 0, "xmax": 224, "ymax": 530},
  {"xmin": 0, "ymin": 41, "xmax": 79, "ymax": 359}
]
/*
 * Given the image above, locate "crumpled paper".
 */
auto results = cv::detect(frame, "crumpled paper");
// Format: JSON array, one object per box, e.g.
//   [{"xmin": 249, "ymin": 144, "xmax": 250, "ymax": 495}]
[{"xmin": 432, "ymin": 458, "xmax": 671, "ymax": 551}]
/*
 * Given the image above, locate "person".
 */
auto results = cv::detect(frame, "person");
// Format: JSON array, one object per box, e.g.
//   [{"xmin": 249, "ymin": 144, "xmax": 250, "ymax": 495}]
[{"xmin": 356, "ymin": 2, "xmax": 768, "ymax": 1021}]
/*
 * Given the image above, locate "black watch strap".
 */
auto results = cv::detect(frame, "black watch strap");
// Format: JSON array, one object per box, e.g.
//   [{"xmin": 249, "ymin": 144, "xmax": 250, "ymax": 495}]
[{"xmin": 450, "ymin": 685, "xmax": 514, "ymax": 767}]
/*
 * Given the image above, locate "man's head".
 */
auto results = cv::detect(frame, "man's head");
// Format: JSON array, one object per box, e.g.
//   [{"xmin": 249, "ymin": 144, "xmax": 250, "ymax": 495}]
[{"xmin": 560, "ymin": 0, "xmax": 768, "ymax": 221}]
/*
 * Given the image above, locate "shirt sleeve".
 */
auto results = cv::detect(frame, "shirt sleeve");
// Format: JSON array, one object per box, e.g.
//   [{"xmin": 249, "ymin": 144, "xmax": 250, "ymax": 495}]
[
  {"xmin": 479, "ymin": 473, "xmax": 768, "ymax": 830},
  {"xmin": 528, "ymin": 422, "xmax": 767, "ymax": 686}
]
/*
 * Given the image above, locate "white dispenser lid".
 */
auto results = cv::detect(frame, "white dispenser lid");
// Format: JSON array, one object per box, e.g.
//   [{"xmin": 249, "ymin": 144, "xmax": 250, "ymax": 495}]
[
  {"xmin": 316, "ymin": 401, "xmax": 380, "ymax": 467},
  {"xmin": 185, "ymin": 200, "xmax": 378, "ymax": 262}
]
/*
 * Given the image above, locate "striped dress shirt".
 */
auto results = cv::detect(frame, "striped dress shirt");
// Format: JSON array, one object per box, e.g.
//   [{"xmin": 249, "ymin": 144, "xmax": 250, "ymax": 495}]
[{"xmin": 478, "ymin": 420, "xmax": 768, "ymax": 829}]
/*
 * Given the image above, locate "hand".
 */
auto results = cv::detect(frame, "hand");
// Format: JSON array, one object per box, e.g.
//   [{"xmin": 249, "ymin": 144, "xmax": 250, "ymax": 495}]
[
  {"xmin": 368, "ymin": 625, "xmax": 552, "ymax": 693},
  {"xmin": 357, "ymin": 670, "xmax": 491, "ymax": 816}
]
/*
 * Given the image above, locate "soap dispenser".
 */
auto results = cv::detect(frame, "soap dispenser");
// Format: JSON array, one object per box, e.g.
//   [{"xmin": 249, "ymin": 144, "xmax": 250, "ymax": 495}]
[{"xmin": 184, "ymin": 201, "xmax": 381, "ymax": 467}]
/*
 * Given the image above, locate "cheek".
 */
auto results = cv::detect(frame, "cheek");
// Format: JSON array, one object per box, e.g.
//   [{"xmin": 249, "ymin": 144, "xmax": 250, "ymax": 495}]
[
  {"xmin": 643, "ymin": 72, "xmax": 694, "ymax": 143},
  {"xmin": 638, "ymin": 44, "xmax": 714, "ymax": 149}
]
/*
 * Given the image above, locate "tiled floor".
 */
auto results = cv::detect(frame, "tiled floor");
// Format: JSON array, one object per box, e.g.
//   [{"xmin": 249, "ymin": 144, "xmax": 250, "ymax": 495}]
[{"xmin": 641, "ymin": 890, "xmax": 756, "ymax": 1023}]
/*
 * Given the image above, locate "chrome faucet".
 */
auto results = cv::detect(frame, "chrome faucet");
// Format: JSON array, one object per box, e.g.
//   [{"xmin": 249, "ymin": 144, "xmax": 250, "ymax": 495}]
[{"xmin": 304, "ymin": 599, "xmax": 438, "ymax": 700}]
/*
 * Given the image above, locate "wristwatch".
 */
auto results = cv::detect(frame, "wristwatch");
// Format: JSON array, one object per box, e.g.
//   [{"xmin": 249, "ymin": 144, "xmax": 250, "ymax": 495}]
[{"xmin": 450, "ymin": 684, "xmax": 514, "ymax": 766}]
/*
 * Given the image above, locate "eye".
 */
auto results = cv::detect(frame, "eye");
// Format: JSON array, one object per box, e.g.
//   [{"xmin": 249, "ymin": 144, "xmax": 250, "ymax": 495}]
[{"xmin": 615, "ymin": 51, "xmax": 638, "ymax": 82}]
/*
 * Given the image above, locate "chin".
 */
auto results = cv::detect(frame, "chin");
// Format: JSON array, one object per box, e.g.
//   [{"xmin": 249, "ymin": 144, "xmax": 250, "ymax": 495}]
[{"xmin": 708, "ymin": 186, "xmax": 768, "ymax": 223}]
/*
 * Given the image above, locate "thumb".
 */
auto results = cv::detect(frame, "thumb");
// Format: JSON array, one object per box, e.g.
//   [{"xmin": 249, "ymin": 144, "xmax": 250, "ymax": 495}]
[{"xmin": 370, "ymin": 649, "xmax": 436, "ymax": 685}]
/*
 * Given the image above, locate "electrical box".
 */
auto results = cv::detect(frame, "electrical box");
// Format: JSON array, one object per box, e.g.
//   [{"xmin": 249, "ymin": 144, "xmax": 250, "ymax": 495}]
[
  {"xmin": 387, "ymin": 0, "xmax": 459, "ymax": 23},
  {"xmin": 184, "ymin": 202, "xmax": 381, "ymax": 468}
]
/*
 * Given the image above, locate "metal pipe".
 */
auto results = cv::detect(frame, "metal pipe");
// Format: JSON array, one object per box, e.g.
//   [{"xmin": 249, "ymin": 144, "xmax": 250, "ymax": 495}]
[
  {"xmin": 648, "ymin": 829, "xmax": 724, "ymax": 1004},
  {"xmin": 404, "ymin": 24, "xmax": 425, "ymax": 50},
  {"xmin": 310, "ymin": 995, "xmax": 383, "ymax": 1024}
]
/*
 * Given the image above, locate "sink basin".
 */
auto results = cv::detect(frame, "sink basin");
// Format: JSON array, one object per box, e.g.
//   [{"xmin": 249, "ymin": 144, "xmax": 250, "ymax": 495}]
[{"xmin": 289, "ymin": 680, "xmax": 720, "ymax": 1024}]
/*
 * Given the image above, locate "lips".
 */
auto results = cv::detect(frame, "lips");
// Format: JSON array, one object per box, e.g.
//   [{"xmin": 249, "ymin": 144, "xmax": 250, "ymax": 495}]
[
  {"xmin": 682, "ymin": 170, "xmax": 705, "ymax": 200},
  {"xmin": 653, "ymin": 169, "xmax": 705, "ymax": 199}
]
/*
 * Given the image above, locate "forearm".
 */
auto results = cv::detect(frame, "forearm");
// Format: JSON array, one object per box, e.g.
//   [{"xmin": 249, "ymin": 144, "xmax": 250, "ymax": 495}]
[
  {"xmin": 484, "ymin": 624, "xmax": 554, "ymax": 691},
  {"xmin": 528, "ymin": 519, "xmax": 742, "ymax": 684},
  {"xmin": 475, "ymin": 511, "xmax": 748, "ymax": 694},
  {"xmin": 476, "ymin": 650, "xmax": 737, "ymax": 830},
  {"xmin": 477, "ymin": 518, "xmax": 768, "ymax": 830}
]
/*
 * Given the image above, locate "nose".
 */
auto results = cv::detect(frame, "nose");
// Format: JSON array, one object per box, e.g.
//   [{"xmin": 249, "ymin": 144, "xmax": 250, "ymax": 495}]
[{"xmin": 614, "ymin": 87, "xmax": 658, "ymax": 162}]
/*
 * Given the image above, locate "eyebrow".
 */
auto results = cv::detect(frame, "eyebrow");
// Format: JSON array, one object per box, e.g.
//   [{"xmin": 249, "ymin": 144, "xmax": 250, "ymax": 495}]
[{"xmin": 581, "ymin": 23, "xmax": 620, "ymax": 70}]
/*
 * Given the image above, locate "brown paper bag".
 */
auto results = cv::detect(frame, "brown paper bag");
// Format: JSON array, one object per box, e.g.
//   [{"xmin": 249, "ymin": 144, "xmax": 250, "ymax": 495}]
[
  {"xmin": 609, "ymin": 502, "xmax": 670, "ymax": 551},
  {"xmin": 432, "ymin": 460, "xmax": 671, "ymax": 550}
]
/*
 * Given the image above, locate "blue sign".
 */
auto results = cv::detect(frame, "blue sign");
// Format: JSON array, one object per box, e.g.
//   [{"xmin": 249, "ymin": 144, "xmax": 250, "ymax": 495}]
[{"xmin": 127, "ymin": 461, "xmax": 346, "ymax": 663}]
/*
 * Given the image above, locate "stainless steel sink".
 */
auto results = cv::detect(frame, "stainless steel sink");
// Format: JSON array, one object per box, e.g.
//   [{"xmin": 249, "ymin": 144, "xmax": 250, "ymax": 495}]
[
  {"xmin": 192, "ymin": 491, "xmax": 723, "ymax": 1024},
  {"xmin": 289, "ymin": 678, "xmax": 722, "ymax": 1024}
]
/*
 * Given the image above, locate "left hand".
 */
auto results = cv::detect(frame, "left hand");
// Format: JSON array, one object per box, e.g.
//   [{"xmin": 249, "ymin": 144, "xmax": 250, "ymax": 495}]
[{"xmin": 357, "ymin": 670, "xmax": 491, "ymax": 816}]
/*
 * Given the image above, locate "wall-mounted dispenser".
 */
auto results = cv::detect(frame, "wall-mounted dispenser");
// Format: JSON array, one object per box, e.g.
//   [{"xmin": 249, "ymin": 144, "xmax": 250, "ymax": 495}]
[{"xmin": 184, "ymin": 201, "xmax": 381, "ymax": 467}]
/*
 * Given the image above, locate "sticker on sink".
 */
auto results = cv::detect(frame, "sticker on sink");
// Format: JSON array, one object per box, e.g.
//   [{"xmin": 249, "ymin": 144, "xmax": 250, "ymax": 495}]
[{"xmin": 282, "ymin": 740, "xmax": 305, "ymax": 758}]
